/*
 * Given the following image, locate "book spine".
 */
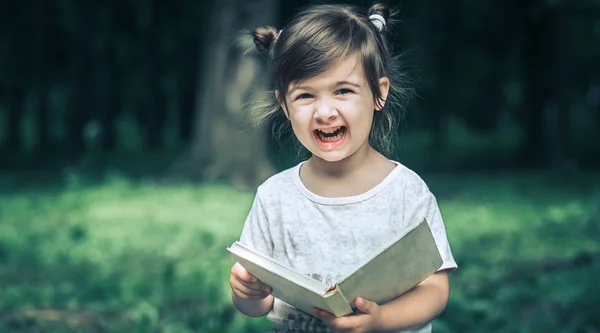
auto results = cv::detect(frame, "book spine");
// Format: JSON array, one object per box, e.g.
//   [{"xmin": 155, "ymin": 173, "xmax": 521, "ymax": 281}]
[{"xmin": 324, "ymin": 288, "xmax": 354, "ymax": 317}]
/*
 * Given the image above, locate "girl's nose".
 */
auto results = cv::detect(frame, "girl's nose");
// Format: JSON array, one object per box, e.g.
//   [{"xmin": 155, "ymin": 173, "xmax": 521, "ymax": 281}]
[{"xmin": 313, "ymin": 101, "xmax": 338, "ymax": 121}]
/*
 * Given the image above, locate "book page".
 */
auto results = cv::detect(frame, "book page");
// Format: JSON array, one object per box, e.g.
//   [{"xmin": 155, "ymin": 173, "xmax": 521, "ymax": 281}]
[{"xmin": 336, "ymin": 219, "xmax": 443, "ymax": 305}]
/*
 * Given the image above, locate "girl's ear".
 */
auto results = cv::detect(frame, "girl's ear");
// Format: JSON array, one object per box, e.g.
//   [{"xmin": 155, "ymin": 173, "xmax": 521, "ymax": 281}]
[
  {"xmin": 375, "ymin": 77, "xmax": 390, "ymax": 111},
  {"xmin": 276, "ymin": 90, "xmax": 290, "ymax": 119}
]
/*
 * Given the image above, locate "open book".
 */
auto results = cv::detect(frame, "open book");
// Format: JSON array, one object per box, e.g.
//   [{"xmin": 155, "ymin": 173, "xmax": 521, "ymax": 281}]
[{"xmin": 227, "ymin": 218, "xmax": 442, "ymax": 317}]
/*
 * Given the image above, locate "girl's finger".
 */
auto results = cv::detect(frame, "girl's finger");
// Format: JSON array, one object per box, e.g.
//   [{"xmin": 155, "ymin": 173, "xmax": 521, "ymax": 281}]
[
  {"xmin": 231, "ymin": 263, "xmax": 272, "ymax": 292},
  {"xmin": 232, "ymin": 273, "xmax": 272, "ymax": 293},
  {"xmin": 230, "ymin": 274, "xmax": 265, "ymax": 293},
  {"xmin": 232, "ymin": 287, "xmax": 269, "ymax": 300},
  {"xmin": 231, "ymin": 280, "xmax": 271, "ymax": 299},
  {"xmin": 231, "ymin": 262, "xmax": 258, "ymax": 283}
]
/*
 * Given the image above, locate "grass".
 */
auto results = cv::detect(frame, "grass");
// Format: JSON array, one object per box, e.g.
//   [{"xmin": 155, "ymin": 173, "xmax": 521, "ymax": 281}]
[{"xmin": 0, "ymin": 171, "xmax": 598, "ymax": 332}]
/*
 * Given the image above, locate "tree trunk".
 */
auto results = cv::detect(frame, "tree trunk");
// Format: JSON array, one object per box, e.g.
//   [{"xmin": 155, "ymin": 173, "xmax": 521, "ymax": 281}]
[
  {"xmin": 548, "ymin": 2, "xmax": 573, "ymax": 171},
  {"xmin": 2, "ymin": 3, "xmax": 26, "ymax": 153},
  {"xmin": 66, "ymin": 2, "xmax": 93, "ymax": 156},
  {"xmin": 3, "ymin": 85, "xmax": 25, "ymax": 152},
  {"xmin": 33, "ymin": 0, "xmax": 52, "ymax": 152},
  {"xmin": 173, "ymin": 0, "xmax": 277, "ymax": 188},
  {"xmin": 96, "ymin": 5, "xmax": 120, "ymax": 152},
  {"xmin": 176, "ymin": 4, "xmax": 202, "ymax": 143},
  {"xmin": 135, "ymin": 0, "xmax": 166, "ymax": 151},
  {"xmin": 430, "ymin": 1, "xmax": 459, "ymax": 152},
  {"xmin": 35, "ymin": 87, "xmax": 51, "ymax": 152},
  {"xmin": 178, "ymin": 50, "xmax": 198, "ymax": 142},
  {"xmin": 518, "ymin": 0, "xmax": 550, "ymax": 167}
]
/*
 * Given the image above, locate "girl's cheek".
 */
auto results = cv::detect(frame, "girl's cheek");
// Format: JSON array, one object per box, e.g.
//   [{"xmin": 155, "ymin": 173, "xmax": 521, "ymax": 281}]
[{"xmin": 294, "ymin": 104, "xmax": 315, "ymax": 115}]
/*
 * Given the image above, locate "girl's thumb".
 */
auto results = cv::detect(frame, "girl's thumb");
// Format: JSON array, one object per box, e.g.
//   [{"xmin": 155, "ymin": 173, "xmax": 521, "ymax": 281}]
[
  {"xmin": 355, "ymin": 297, "xmax": 375, "ymax": 314},
  {"xmin": 233, "ymin": 262, "xmax": 258, "ymax": 282}
]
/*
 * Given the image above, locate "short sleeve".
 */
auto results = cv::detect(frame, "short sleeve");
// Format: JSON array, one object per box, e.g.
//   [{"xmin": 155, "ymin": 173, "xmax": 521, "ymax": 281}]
[
  {"xmin": 239, "ymin": 186, "xmax": 274, "ymax": 257},
  {"xmin": 403, "ymin": 183, "xmax": 458, "ymax": 273}
]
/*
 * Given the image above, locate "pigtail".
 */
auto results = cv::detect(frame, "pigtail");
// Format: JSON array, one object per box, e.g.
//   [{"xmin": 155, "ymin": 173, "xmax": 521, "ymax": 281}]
[
  {"xmin": 252, "ymin": 26, "xmax": 278, "ymax": 55},
  {"xmin": 367, "ymin": 3, "xmax": 390, "ymax": 32},
  {"xmin": 367, "ymin": 3, "xmax": 390, "ymax": 20}
]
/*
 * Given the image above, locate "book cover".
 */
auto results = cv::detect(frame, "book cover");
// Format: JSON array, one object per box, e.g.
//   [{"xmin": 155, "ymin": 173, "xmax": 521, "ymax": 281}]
[{"xmin": 227, "ymin": 218, "xmax": 442, "ymax": 317}]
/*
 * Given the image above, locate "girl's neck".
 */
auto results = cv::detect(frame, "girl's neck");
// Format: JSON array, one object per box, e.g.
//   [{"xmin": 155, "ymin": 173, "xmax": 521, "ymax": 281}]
[{"xmin": 300, "ymin": 143, "xmax": 396, "ymax": 198}]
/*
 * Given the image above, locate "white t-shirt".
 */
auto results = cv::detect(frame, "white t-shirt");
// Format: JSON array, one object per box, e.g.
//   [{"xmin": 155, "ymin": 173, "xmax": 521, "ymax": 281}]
[{"xmin": 239, "ymin": 161, "xmax": 457, "ymax": 333}]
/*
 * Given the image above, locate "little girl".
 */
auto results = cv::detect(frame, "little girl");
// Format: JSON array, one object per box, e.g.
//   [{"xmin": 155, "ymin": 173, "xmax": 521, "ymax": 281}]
[{"xmin": 229, "ymin": 3, "xmax": 457, "ymax": 333}]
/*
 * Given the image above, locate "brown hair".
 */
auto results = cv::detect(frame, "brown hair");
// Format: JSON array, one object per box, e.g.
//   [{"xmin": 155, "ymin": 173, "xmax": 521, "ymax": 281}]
[{"xmin": 249, "ymin": 3, "xmax": 411, "ymax": 156}]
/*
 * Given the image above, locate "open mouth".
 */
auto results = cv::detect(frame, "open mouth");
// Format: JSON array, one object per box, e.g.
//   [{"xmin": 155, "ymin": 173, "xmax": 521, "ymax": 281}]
[{"xmin": 313, "ymin": 126, "xmax": 347, "ymax": 146}]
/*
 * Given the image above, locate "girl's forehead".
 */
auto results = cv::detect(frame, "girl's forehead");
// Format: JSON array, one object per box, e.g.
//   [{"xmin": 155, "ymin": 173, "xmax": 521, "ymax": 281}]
[{"xmin": 288, "ymin": 55, "xmax": 365, "ymax": 89}]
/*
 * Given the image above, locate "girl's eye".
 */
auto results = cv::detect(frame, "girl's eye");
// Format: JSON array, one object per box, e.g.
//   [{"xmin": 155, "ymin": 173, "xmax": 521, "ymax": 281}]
[
  {"xmin": 296, "ymin": 93, "xmax": 314, "ymax": 100},
  {"xmin": 336, "ymin": 88, "xmax": 354, "ymax": 95}
]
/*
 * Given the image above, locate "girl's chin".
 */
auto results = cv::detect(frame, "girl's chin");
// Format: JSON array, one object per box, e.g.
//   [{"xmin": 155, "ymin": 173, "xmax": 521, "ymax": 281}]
[
  {"xmin": 307, "ymin": 141, "xmax": 372, "ymax": 163},
  {"xmin": 311, "ymin": 151, "xmax": 349, "ymax": 163}
]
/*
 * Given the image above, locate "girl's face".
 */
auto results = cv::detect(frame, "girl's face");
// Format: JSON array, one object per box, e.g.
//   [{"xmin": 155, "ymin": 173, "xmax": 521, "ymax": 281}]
[{"xmin": 282, "ymin": 55, "xmax": 389, "ymax": 163}]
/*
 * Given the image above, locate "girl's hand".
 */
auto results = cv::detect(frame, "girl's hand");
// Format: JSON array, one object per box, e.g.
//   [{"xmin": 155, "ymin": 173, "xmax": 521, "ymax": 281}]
[
  {"xmin": 230, "ymin": 262, "xmax": 272, "ymax": 300},
  {"xmin": 313, "ymin": 297, "xmax": 382, "ymax": 333}
]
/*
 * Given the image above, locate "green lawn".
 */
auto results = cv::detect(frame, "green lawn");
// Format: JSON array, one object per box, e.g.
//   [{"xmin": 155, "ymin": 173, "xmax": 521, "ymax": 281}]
[{"xmin": 0, "ymin": 172, "xmax": 598, "ymax": 332}]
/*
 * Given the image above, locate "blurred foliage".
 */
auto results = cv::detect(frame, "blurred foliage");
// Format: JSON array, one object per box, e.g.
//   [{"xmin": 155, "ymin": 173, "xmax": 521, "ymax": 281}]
[
  {"xmin": 1, "ymin": 0, "xmax": 599, "ymax": 174},
  {"xmin": 0, "ymin": 173, "xmax": 598, "ymax": 332}
]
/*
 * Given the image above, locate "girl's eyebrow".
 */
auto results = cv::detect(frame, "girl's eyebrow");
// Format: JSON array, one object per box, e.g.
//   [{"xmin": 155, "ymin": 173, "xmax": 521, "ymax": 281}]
[
  {"xmin": 336, "ymin": 80, "xmax": 361, "ymax": 88},
  {"xmin": 288, "ymin": 85, "xmax": 310, "ymax": 95}
]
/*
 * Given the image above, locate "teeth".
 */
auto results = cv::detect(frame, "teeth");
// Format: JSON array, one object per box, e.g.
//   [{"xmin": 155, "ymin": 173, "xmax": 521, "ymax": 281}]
[
  {"xmin": 316, "ymin": 127, "xmax": 345, "ymax": 142},
  {"xmin": 320, "ymin": 127, "xmax": 340, "ymax": 134}
]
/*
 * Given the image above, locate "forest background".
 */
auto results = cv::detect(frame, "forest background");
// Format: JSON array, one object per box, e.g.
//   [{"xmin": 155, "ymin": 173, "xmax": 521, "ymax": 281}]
[{"xmin": 0, "ymin": 0, "xmax": 599, "ymax": 332}]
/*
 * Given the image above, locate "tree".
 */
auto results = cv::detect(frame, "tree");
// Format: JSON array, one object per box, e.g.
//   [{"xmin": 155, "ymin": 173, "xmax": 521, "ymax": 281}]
[
  {"xmin": 134, "ymin": 0, "xmax": 167, "ymax": 150},
  {"xmin": 0, "ymin": 2, "xmax": 28, "ymax": 153},
  {"xmin": 172, "ymin": 0, "xmax": 278, "ymax": 188},
  {"xmin": 32, "ymin": 0, "xmax": 55, "ymax": 152},
  {"xmin": 428, "ymin": 0, "xmax": 459, "ymax": 152},
  {"xmin": 547, "ymin": 1, "xmax": 574, "ymax": 171},
  {"xmin": 64, "ymin": 2, "xmax": 94, "ymax": 156},
  {"xmin": 94, "ymin": 3, "xmax": 121, "ymax": 151},
  {"xmin": 172, "ymin": 0, "xmax": 203, "ymax": 143},
  {"xmin": 517, "ymin": 0, "xmax": 553, "ymax": 167}
]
